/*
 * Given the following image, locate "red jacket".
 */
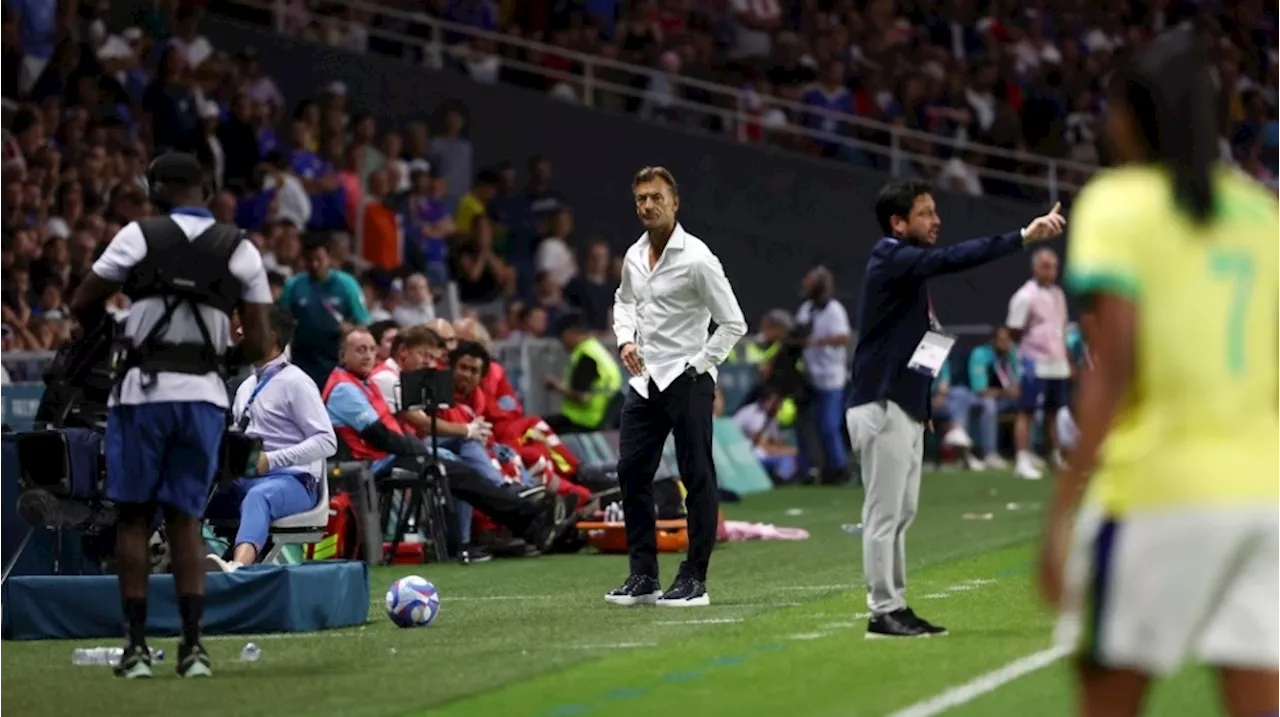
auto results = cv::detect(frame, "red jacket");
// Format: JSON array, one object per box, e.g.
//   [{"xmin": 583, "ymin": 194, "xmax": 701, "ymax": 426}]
[
  {"xmin": 322, "ymin": 367, "xmax": 404, "ymax": 461},
  {"xmin": 481, "ymin": 362, "xmax": 523, "ymax": 423}
]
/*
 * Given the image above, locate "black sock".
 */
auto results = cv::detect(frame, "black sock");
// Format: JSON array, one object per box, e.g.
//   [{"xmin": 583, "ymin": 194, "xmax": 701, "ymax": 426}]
[
  {"xmin": 177, "ymin": 594, "xmax": 204, "ymax": 647},
  {"xmin": 124, "ymin": 598, "xmax": 148, "ymax": 648}
]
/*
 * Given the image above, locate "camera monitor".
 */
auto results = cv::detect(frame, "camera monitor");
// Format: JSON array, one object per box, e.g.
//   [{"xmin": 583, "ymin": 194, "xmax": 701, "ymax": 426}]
[{"xmin": 399, "ymin": 368, "xmax": 455, "ymax": 411}]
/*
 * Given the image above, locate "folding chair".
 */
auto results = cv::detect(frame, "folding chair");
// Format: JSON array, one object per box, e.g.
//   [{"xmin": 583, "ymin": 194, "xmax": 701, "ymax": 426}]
[{"xmin": 259, "ymin": 471, "xmax": 331, "ymax": 564}]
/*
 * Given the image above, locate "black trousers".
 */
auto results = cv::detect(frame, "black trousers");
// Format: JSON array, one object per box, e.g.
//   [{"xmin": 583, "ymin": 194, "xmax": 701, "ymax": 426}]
[
  {"xmin": 385, "ymin": 455, "xmax": 544, "ymax": 539},
  {"xmin": 616, "ymin": 373, "xmax": 718, "ymax": 582}
]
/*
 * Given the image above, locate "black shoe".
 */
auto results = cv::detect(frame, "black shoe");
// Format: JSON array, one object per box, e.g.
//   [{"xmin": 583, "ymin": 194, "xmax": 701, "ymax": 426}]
[
  {"xmin": 656, "ymin": 574, "xmax": 710, "ymax": 607},
  {"xmin": 176, "ymin": 641, "xmax": 212, "ymax": 678},
  {"xmin": 904, "ymin": 607, "xmax": 948, "ymax": 635},
  {"xmin": 113, "ymin": 643, "xmax": 154, "ymax": 679},
  {"xmin": 457, "ymin": 544, "xmax": 493, "ymax": 565},
  {"xmin": 604, "ymin": 574, "xmax": 663, "ymax": 606},
  {"xmin": 866, "ymin": 609, "xmax": 932, "ymax": 639},
  {"xmin": 524, "ymin": 494, "xmax": 577, "ymax": 553}
]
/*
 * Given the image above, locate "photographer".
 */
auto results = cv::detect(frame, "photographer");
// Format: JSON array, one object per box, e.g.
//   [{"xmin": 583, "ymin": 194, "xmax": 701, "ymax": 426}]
[
  {"xmin": 69, "ymin": 152, "xmax": 273, "ymax": 680},
  {"xmin": 794, "ymin": 267, "xmax": 853, "ymax": 484},
  {"xmin": 205, "ymin": 307, "xmax": 336, "ymax": 572}
]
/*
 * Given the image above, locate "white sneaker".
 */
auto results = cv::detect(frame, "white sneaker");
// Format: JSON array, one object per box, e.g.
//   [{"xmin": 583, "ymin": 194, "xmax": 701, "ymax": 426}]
[
  {"xmin": 204, "ymin": 554, "xmax": 241, "ymax": 573},
  {"xmin": 983, "ymin": 454, "xmax": 1010, "ymax": 470},
  {"xmin": 964, "ymin": 453, "xmax": 986, "ymax": 471},
  {"xmin": 942, "ymin": 426, "xmax": 973, "ymax": 449},
  {"xmin": 1014, "ymin": 453, "xmax": 1043, "ymax": 480},
  {"xmin": 1029, "ymin": 453, "xmax": 1048, "ymax": 470}
]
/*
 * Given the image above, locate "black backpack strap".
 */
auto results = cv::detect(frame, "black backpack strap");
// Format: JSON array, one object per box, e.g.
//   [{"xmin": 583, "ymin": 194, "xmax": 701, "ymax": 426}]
[{"xmin": 118, "ymin": 219, "xmax": 247, "ymax": 394}]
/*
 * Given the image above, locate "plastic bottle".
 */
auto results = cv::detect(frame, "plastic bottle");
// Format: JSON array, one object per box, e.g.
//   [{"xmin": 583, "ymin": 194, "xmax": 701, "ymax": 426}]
[
  {"xmin": 240, "ymin": 642, "xmax": 261, "ymax": 662},
  {"xmin": 71, "ymin": 647, "xmax": 165, "ymax": 665}
]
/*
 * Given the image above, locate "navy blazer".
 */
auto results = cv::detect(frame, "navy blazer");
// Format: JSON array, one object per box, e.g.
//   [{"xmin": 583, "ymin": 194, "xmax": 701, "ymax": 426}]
[{"xmin": 849, "ymin": 232, "xmax": 1025, "ymax": 422}]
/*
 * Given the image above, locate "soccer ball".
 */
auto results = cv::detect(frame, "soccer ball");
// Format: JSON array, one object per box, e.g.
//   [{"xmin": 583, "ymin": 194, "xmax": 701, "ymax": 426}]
[{"xmin": 385, "ymin": 575, "xmax": 440, "ymax": 628}]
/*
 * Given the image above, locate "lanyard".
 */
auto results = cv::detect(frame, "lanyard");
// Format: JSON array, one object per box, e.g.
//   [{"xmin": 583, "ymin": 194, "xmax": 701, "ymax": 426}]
[
  {"xmin": 992, "ymin": 355, "xmax": 1011, "ymax": 388},
  {"xmin": 238, "ymin": 362, "xmax": 286, "ymax": 430}
]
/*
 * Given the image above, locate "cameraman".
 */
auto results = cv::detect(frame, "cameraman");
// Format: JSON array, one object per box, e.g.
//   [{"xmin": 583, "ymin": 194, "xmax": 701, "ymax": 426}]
[
  {"xmin": 70, "ymin": 152, "xmax": 272, "ymax": 680},
  {"xmin": 794, "ymin": 267, "xmax": 853, "ymax": 484}
]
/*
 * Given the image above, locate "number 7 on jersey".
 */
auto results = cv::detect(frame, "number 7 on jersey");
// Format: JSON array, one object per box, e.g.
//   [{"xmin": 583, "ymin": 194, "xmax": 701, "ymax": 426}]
[{"xmin": 1208, "ymin": 248, "xmax": 1254, "ymax": 376}]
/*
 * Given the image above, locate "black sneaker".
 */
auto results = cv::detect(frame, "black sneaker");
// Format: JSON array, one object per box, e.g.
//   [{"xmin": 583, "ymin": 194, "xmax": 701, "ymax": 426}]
[
  {"xmin": 457, "ymin": 544, "xmax": 493, "ymax": 565},
  {"xmin": 176, "ymin": 641, "xmax": 213, "ymax": 678},
  {"xmin": 656, "ymin": 574, "xmax": 710, "ymax": 607},
  {"xmin": 113, "ymin": 644, "xmax": 153, "ymax": 679},
  {"xmin": 904, "ymin": 607, "xmax": 948, "ymax": 635},
  {"xmin": 865, "ymin": 609, "xmax": 932, "ymax": 639},
  {"xmin": 524, "ymin": 494, "xmax": 577, "ymax": 553},
  {"xmin": 604, "ymin": 574, "xmax": 663, "ymax": 606}
]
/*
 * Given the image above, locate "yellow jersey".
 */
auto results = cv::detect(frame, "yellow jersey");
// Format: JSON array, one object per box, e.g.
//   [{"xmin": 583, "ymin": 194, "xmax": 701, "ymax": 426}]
[{"xmin": 1066, "ymin": 166, "xmax": 1279, "ymax": 515}]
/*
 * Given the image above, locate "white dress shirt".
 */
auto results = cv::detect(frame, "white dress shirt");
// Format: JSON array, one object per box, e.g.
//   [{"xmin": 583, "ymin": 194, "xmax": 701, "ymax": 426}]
[
  {"xmin": 613, "ymin": 223, "xmax": 747, "ymax": 398},
  {"xmin": 232, "ymin": 354, "xmax": 337, "ymax": 480},
  {"xmin": 370, "ymin": 358, "xmax": 402, "ymax": 412}
]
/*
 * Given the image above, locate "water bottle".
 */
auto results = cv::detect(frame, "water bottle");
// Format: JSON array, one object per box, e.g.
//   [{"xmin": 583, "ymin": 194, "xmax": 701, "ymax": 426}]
[
  {"xmin": 72, "ymin": 646, "xmax": 164, "ymax": 665},
  {"xmin": 240, "ymin": 642, "xmax": 261, "ymax": 662}
]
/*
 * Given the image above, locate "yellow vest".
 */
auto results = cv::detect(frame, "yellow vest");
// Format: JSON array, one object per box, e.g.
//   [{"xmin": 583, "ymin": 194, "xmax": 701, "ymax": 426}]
[
  {"xmin": 560, "ymin": 337, "xmax": 622, "ymax": 429},
  {"xmin": 744, "ymin": 341, "xmax": 780, "ymax": 364}
]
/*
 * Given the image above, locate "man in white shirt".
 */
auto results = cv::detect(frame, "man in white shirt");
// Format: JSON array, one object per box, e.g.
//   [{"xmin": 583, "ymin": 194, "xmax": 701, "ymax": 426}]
[
  {"xmin": 206, "ymin": 307, "xmax": 336, "ymax": 572},
  {"xmin": 608, "ymin": 166, "xmax": 747, "ymax": 607},
  {"xmin": 391, "ymin": 273, "xmax": 436, "ymax": 327},
  {"xmin": 794, "ymin": 266, "xmax": 853, "ymax": 484},
  {"xmin": 70, "ymin": 153, "xmax": 273, "ymax": 679}
]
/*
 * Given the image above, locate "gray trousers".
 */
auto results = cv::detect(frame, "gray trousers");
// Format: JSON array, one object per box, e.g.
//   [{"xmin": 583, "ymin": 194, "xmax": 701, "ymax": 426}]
[{"xmin": 846, "ymin": 400, "xmax": 923, "ymax": 616}]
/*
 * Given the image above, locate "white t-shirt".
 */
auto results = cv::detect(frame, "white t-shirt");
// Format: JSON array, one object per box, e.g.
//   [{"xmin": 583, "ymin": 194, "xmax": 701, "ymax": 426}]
[
  {"xmin": 733, "ymin": 401, "xmax": 777, "ymax": 443},
  {"xmin": 170, "ymin": 35, "xmax": 213, "ymax": 69},
  {"xmin": 370, "ymin": 358, "xmax": 401, "ymax": 413},
  {"xmin": 795, "ymin": 298, "xmax": 851, "ymax": 391},
  {"xmin": 536, "ymin": 237, "xmax": 577, "ymax": 287},
  {"xmin": 729, "ymin": 0, "xmax": 780, "ymax": 58},
  {"xmin": 92, "ymin": 213, "xmax": 273, "ymax": 407}
]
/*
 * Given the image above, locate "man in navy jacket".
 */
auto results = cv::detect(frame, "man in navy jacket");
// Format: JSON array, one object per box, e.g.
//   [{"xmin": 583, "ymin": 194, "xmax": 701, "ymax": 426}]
[{"xmin": 848, "ymin": 179, "xmax": 1065, "ymax": 639}]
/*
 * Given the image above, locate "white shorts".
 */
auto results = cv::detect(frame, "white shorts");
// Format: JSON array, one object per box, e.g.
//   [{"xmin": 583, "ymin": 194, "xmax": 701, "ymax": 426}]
[{"xmin": 1055, "ymin": 505, "xmax": 1280, "ymax": 675}]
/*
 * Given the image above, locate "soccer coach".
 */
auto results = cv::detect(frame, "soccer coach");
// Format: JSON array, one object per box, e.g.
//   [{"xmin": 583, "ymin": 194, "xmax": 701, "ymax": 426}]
[
  {"xmin": 606, "ymin": 166, "xmax": 747, "ymax": 608},
  {"xmin": 848, "ymin": 179, "xmax": 1065, "ymax": 638}
]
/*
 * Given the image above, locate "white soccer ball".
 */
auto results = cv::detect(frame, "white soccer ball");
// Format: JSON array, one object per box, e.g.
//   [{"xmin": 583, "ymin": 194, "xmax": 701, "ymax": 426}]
[{"xmin": 385, "ymin": 575, "xmax": 441, "ymax": 628}]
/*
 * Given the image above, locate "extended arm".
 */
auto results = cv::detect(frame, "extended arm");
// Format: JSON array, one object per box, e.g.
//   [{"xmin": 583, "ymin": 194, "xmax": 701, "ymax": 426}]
[{"xmin": 327, "ymin": 383, "xmax": 429, "ymax": 456}]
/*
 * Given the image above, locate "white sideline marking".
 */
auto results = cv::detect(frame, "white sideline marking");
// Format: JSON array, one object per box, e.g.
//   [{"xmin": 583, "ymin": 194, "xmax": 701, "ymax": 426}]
[
  {"xmin": 780, "ymin": 584, "xmax": 860, "ymax": 592},
  {"xmin": 919, "ymin": 593, "xmax": 951, "ymax": 599},
  {"xmin": 567, "ymin": 642, "xmax": 657, "ymax": 650},
  {"xmin": 788, "ymin": 632, "xmax": 830, "ymax": 640},
  {"xmin": 883, "ymin": 646, "xmax": 1070, "ymax": 717},
  {"xmin": 657, "ymin": 618, "xmax": 743, "ymax": 625}
]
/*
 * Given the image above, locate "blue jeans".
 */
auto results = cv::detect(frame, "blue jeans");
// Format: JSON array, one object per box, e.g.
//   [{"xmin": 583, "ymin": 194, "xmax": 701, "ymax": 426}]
[
  {"xmin": 105, "ymin": 402, "xmax": 226, "ymax": 517},
  {"xmin": 978, "ymin": 395, "xmax": 1020, "ymax": 457},
  {"xmin": 933, "ymin": 386, "xmax": 976, "ymax": 426},
  {"xmin": 798, "ymin": 387, "xmax": 850, "ymax": 473},
  {"xmin": 207, "ymin": 471, "xmax": 319, "ymax": 551},
  {"xmin": 438, "ymin": 437, "xmax": 505, "ymax": 544}
]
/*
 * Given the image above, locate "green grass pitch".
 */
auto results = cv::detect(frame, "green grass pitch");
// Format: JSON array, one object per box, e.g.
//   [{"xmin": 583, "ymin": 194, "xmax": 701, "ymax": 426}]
[{"xmin": 1, "ymin": 472, "xmax": 1220, "ymax": 716}]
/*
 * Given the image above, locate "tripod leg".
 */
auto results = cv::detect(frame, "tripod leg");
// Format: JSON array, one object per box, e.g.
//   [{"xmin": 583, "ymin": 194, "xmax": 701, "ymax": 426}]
[{"xmin": 1, "ymin": 527, "xmax": 35, "ymax": 583}]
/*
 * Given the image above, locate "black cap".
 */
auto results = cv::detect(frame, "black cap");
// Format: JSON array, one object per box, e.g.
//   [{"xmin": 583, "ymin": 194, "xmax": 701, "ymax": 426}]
[{"xmin": 148, "ymin": 152, "xmax": 204, "ymax": 188}]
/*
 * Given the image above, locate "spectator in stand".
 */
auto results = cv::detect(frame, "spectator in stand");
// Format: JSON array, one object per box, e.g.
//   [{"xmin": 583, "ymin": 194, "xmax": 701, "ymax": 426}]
[
  {"xmin": 455, "ymin": 168, "xmax": 499, "ymax": 237},
  {"xmin": 535, "ymin": 206, "xmax": 577, "ymax": 288},
  {"xmin": 967, "ymin": 326, "xmax": 1027, "ymax": 470},
  {"xmin": 380, "ymin": 130, "xmax": 409, "ymax": 193},
  {"xmin": 563, "ymin": 239, "xmax": 617, "ymax": 332},
  {"xmin": 728, "ymin": 0, "xmax": 782, "ymax": 62},
  {"xmin": 218, "ymin": 93, "xmax": 260, "ymax": 192},
  {"xmin": 543, "ymin": 311, "xmax": 623, "ymax": 435},
  {"xmin": 508, "ymin": 303, "xmax": 547, "ymax": 341},
  {"xmin": 10, "ymin": 0, "xmax": 58, "ymax": 96},
  {"xmin": 287, "ymin": 118, "xmax": 345, "ymax": 231},
  {"xmin": 532, "ymin": 268, "xmax": 567, "ymax": 332},
  {"xmin": 356, "ymin": 167, "xmax": 401, "ymax": 274},
  {"xmin": 281, "ymin": 234, "xmax": 371, "ymax": 387},
  {"xmin": 369, "ymin": 319, "xmax": 397, "ymax": 364},
  {"xmin": 429, "ymin": 108, "xmax": 473, "ymax": 205},
  {"xmin": 363, "ymin": 274, "xmax": 398, "ymax": 324},
  {"xmin": 143, "ymin": 46, "xmax": 197, "ymax": 153},
  {"xmin": 393, "ymin": 272, "xmax": 436, "ymax": 327},
  {"xmin": 802, "ymin": 60, "xmax": 855, "ymax": 158},
  {"xmin": 404, "ymin": 168, "xmax": 454, "ymax": 286},
  {"xmin": 263, "ymin": 150, "xmax": 312, "ymax": 230},
  {"xmin": 453, "ymin": 215, "xmax": 513, "ymax": 317}
]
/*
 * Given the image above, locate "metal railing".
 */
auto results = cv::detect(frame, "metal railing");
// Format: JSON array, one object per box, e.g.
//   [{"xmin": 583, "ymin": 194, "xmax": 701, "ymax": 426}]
[{"xmin": 219, "ymin": 0, "xmax": 1096, "ymax": 203}]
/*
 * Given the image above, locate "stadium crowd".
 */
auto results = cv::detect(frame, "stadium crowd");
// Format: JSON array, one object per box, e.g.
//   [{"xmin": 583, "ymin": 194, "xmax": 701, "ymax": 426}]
[{"xmin": 263, "ymin": 0, "xmax": 1278, "ymax": 198}]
